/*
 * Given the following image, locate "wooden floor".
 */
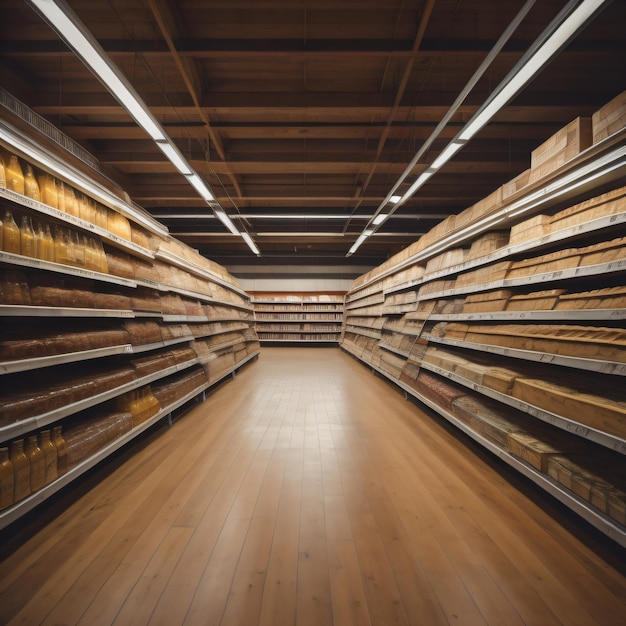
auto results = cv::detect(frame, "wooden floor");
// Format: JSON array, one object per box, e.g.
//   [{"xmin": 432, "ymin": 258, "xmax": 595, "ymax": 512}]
[{"xmin": 1, "ymin": 347, "xmax": 625, "ymax": 625}]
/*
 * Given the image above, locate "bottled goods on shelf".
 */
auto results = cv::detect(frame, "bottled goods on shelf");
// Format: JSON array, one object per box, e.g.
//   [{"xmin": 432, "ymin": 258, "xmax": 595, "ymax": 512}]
[
  {"xmin": 9, "ymin": 439, "xmax": 30, "ymax": 503},
  {"xmin": 25, "ymin": 434, "xmax": 45, "ymax": 492},
  {"xmin": 2, "ymin": 209, "xmax": 20, "ymax": 254},
  {"xmin": 0, "ymin": 128, "xmax": 258, "ymax": 529},
  {"xmin": 38, "ymin": 429, "xmax": 58, "ymax": 485},
  {"xmin": 0, "ymin": 447, "xmax": 13, "ymax": 509},
  {"xmin": 5, "ymin": 154, "xmax": 24, "ymax": 195}
]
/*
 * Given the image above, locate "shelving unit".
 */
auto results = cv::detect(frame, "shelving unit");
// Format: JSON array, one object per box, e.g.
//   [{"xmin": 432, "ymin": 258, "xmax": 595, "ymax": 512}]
[
  {"xmin": 0, "ymin": 121, "xmax": 260, "ymax": 529},
  {"xmin": 340, "ymin": 108, "xmax": 626, "ymax": 547},
  {"xmin": 251, "ymin": 292, "xmax": 345, "ymax": 343}
]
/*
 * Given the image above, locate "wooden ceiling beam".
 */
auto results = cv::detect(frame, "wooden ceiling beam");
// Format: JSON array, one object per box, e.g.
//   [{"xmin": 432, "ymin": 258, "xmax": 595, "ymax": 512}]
[
  {"xmin": 146, "ymin": 0, "xmax": 244, "ymax": 201},
  {"xmin": 3, "ymin": 39, "xmax": 620, "ymax": 58},
  {"xmin": 32, "ymin": 97, "xmax": 598, "ymax": 123},
  {"xmin": 101, "ymin": 159, "xmax": 526, "ymax": 176}
]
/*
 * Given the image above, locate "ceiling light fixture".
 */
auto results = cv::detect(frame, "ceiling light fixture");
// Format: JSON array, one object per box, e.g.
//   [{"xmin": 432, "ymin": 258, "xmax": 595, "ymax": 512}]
[
  {"xmin": 214, "ymin": 208, "xmax": 240, "ymax": 236},
  {"xmin": 372, "ymin": 213, "xmax": 388, "ymax": 225},
  {"xmin": 155, "ymin": 140, "xmax": 193, "ymax": 176},
  {"xmin": 25, "ymin": 0, "xmax": 261, "ymax": 256},
  {"xmin": 241, "ymin": 232, "xmax": 261, "ymax": 255},
  {"xmin": 347, "ymin": 0, "xmax": 609, "ymax": 257}
]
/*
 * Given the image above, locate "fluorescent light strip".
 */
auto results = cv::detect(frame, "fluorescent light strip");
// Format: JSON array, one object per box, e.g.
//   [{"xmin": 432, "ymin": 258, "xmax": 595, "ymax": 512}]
[
  {"xmin": 350, "ymin": 0, "xmax": 608, "ymax": 257},
  {"xmin": 215, "ymin": 209, "xmax": 240, "ymax": 236},
  {"xmin": 459, "ymin": 0, "xmax": 607, "ymax": 143},
  {"xmin": 186, "ymin": 173, "xmax": 214, "ymax": 202},
  {"xmin": 400, "ymin": 171, "xmax": 434, "ymax": 205},
  {"xmin": 27, "ymin": 0, "xmax": 263, "ymax": 255},
  {"xmin": 241, "ymin": 232, "xmax": 260, "ymax": 255},
  {"xmin": 348, "ymin": 233, "xmax": 369, "ymax": 255},
  {"xmin": 430, "ymin": 141, "xmax": 465, "ymax": 171},
  {"xmin": 365, "ymin": 0, "xmax": 538, "ymax": 230},
  {"xmin": 155, "ymin": 141, "xmax": 193, "ymax": 176},
  {"xmin": 372, "ymin": 213, "xmax": 388, "ymax": 225},
  {"xmin": 27, "ymin": 0, "xmax": 165, "ymax": 142}
]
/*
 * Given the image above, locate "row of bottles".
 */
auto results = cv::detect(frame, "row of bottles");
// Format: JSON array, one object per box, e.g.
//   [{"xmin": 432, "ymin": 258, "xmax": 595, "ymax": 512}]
[
  {"xmin": 0, "ymin": 149, "xmax": 132, "ymax": 241},
  {"xmin": 1, "ymin": 208, "xmax": 109, "ymax": 273},
  {"xmin": 0, "ymin": 426, "xmax": 67, "ymax": 511},
  {"xmin": 115, "ymin": 385, "xmax": 161, "ymax": 425}
]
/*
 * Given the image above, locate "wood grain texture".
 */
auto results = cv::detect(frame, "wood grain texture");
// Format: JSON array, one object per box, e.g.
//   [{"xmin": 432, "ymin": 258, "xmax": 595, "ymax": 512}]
[{"xmin": 0, "ymin": 347, "xmax": 625, "ymax": 625}]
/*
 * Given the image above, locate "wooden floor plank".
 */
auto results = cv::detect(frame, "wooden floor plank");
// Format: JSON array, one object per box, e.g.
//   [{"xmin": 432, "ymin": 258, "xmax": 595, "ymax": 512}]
[{"xmin": 1, "ymin": 347, "xmax": 624, "ymax": 626}]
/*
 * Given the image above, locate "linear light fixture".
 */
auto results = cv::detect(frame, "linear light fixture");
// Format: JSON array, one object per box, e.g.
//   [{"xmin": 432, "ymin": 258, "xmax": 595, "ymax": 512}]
[
  {"xmin": 215, "ymin": 208, "xmax": 241, "ymax": 236},
  {"xmin": 241, "ymin": 232, "xmax": 260, "ymax": 255},
  {"xmin": 186, "ymin": 173, "xmax": 214, "ymax": 203},
  {"xmin": 25, "ymin": 0, "xmax": 261, "ymax": 256},
  {"xmin": 347, "ymin": 0, "xmax": 609, "ymax": 256},
  {"xmin": 155, "ymin": 140, "xmax": 193, "ymax": 176}
]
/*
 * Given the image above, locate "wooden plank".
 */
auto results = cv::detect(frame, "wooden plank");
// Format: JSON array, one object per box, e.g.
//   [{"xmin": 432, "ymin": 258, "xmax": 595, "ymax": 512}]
[{"xmin": 1, "ymin": 348, "xmax": 625, "ymax": 626}]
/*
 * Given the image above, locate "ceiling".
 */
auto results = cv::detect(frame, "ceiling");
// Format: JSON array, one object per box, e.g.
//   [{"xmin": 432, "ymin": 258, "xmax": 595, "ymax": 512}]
[{"xmin": 1, "ymin": 0, "xmax": 625, "ymax": 271}]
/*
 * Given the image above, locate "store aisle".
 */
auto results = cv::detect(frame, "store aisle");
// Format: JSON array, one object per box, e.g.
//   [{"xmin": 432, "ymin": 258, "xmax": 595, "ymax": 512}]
[{"xmin": 1, "ymin": 347, "xmax": 625, "ymax": 625}]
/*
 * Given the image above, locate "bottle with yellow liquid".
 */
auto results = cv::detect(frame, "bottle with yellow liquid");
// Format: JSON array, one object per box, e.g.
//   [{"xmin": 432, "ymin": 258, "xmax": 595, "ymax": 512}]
[
  {"xmin": 0, "ymin": 447, "xmax": 14, "ymax": 510},
  {"xmin": 34, "ymin": 222, "xmax": 46, "ymax": 261},
  {"xmin": 10, "ymin": 439, "xmax": 30, "ymax": 502},
  {"xmin": 38, "ymin": 174, "xmax": 58, "ymax": 209},
  {"xmin": 55, "ymin": 179, "xmax": 66, "ymax": 212},
  {"xmin": 65, "ymin": 186, "xmax": 81, "ymax": 218},
  {"xmin": 23, "ymin": 164, "xmax": 40, "ymax": 201},
  {"xmin": 20, "ymin": 214, "xmax": 37, "ymax": 259},
  {"xmin": 5, "ymin": 155, "xmax": 25, "ymax": 195},
  {"xmin": 0, "ymin": 152, "xmax": 6, "ymax": 188},
  {"xmin": 38, "ymin": 430, "xmax": 58, "ymax": 485},
  {"xmin": 2, "ymin": 209, "xmax": 20, "ymax": 254},
  {"xmin": 25, "ymin": 435, "xmax": 46, "ymax": 493},
  {"xmin": 52, "ymin": 426, "xmax": 68, "ymax": 474},
  {"xmin": 43, "ymin": 223, "xmax": 55, "ymax": 262},
  {"xmin": 53, "ymin": 225, "xmax": 69, "ymax": 265}
]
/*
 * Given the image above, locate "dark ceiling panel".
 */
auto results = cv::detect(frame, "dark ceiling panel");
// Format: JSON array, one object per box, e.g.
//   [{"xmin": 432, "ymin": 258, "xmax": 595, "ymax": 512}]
[{"xmin": 1, "ymin": 0, "xmax": 624, "ymax": 269}]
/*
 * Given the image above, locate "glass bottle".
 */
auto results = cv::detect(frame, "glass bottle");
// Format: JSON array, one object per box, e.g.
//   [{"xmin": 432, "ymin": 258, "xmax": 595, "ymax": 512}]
[
  {"xmin": 65, "ymin": 229, "xmax": 77, "ymax": 266},
  {"xmin": 20, "ymin": 214, "xmax": 36, "ymax": 259},
  {"xmin": 34, "ymin": 221, "xmax": 46, "ymax": 261},
  {"xmin": 38, "ymin": 174, "xmax": 58, "ymax": 209},
  {"xmin": 10, "ymin": 439, "xmax": 30, "ymax": 502},
  {"xmin": 2, "ymin": 209, "xmax": 20, "ymax": 254},
  {"xmin": 25, "ymin": 434, "xmax": 46, "ymax": 493},
  {"xmin": 53, "ymin": 225, "xmax": 68, "ymax": 265},
  {"xmin": 65, "ymin": 186, "xmax": 81, "ymax": 218},
  {"xmin": 0, "ymin": 152, "xmax": 6, "ymax": 188},
  {"xmin": 55, "ymin": 179, "xmax": 66, "ymax": 212},
  {"xmin": 0, "ymin": 447, "xmax": 14, "ymax": 510},
  {"xmin": 43, "ymin": 224, "xmax": 55, "ymax": 262},
  {"xmin": 6, "ymin": 155, "xmax": 25, "ymax": 195},
  {"xmin": 23, "ymin": 164, "xmax": 40, "ymax": 201},
  {"xmin": 38, "ymin": 430, "xmax": 58, "ymax": 485},
  {"xmin": 52, "ymin": 426, "xmax": 68, "ymax": 474}
]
